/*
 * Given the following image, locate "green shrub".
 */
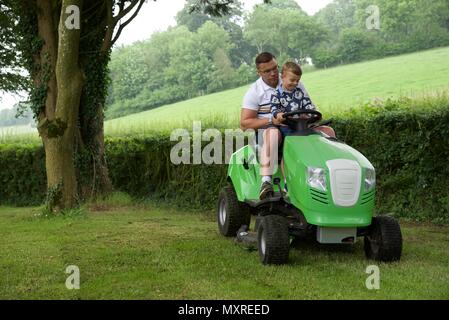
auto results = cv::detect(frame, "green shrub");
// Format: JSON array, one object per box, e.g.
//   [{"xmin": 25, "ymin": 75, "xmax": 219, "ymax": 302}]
[{"xmin": 0, "ymin": 142, "xmax": 46, "ymax": 206}]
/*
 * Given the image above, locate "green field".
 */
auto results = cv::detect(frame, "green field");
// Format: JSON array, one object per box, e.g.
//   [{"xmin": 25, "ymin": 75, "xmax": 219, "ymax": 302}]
[
  {"xmin": 104, "ymin": 46, "xmax": 449, "ymax": 136},
  {"xmin": 0, "ymin": 195, "xmax": 448, "ymax": 300}
]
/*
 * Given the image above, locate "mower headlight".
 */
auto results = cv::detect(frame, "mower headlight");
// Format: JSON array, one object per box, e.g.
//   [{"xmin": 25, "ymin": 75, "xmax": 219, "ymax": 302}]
[
  {"xmin": 364, "ymin": 168, "xmax": 376, "ymax": 192},
  {"xmin": 307, "ymin": 167, "xmax": 327, "ymax": 192}
]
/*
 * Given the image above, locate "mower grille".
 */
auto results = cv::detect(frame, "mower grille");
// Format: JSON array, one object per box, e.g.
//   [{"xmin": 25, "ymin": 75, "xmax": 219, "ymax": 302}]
[
  {"xmin": 310, "ymin": 188, "xmax": 329, "ymax": 205},
  {"xmin": 361, "ymin": 190, "xmax": 375, "ymax": 205}
]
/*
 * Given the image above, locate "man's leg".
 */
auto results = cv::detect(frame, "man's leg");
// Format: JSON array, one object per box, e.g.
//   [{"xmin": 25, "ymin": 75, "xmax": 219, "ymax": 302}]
[{"xmin": 259, "ymin": 127, "xmax": 281, "ymax": 199}]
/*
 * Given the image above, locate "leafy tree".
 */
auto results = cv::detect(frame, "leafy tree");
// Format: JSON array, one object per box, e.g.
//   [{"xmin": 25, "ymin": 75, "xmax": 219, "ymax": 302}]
[
  {"xmin": 176, "ymin": 0, "xmax": 256, "ymax": 66},
  {"xmin": 288, "ymin": 15, "xmax": 331, "ymax": 62},
  {"xmin": 244, "ymin": 5, "xmax": 327, "ymax": 62},
  {"xmin": 243, "ymin": 6, "xmax": 276, "ymax": 53},
  {"xmin": 0, "ymin": 104, "xmax": 33, "ymax": 127},
  {"xmin": 209, "ymin": 47, "xmax": 237, "ymax": 92},
  {"xmin": 108, "ymin": 20, "xmax": 237, "ymax": 114},
  {"xmin": 108, "ymin": 44, "xmax": 150, "ymax": 102},
  {"xmin": 0, "ymin": 3, "xmax": 26, "ymax": 92},
  {"xmin": 337, "ymin": 28, "xmax": 376, "ymax": 63},
  {"xmin": 315, "ymin": 0, "xmax": 356, "ymax": 37},
  {"xmin": 313, "ymin": 0, "xmax": 449, "ymax": 67},
  {"xmin": 354, "ymin": 0, "xmax": 449, "ymax": 50},
  {"xmin": 196, "ymin": 21, "xmax": 233, "ymax": 59},
  {"xmin": 266, "ymin": 0, "xmax": 302, "ymax": 10}
]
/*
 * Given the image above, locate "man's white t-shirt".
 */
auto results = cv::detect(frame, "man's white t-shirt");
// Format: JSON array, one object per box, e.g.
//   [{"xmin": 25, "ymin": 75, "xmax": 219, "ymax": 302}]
[{"xmin": 242, "ymin": 77, "xmax": 313, "ymax": 120}]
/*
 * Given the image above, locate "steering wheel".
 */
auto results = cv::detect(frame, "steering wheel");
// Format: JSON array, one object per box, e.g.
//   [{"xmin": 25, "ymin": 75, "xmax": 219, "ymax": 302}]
[{"xmin": 282, "ymin": 109, "xmax": 322, "ymax": 124}]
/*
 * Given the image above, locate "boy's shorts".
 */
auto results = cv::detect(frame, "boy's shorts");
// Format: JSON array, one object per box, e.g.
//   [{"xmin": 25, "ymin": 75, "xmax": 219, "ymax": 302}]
[{"xmin": 279, "ymin": 126, "xmax": 295, "ymax": 137}]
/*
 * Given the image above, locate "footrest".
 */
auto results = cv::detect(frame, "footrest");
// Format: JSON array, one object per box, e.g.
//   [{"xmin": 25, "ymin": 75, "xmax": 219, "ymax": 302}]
[{"xmin": 245, "ymin": 193, "xmax": 282, "ymax": 208}]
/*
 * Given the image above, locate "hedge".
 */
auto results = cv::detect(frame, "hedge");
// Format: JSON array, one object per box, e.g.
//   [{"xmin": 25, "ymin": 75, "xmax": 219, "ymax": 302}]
[
  {"xmin": 0, "ymin": 143, "xmax": 47, "ymax": 206},
  {"xmin": 1, "ymin": 94, "xmax": 448, "ymax": 222}
]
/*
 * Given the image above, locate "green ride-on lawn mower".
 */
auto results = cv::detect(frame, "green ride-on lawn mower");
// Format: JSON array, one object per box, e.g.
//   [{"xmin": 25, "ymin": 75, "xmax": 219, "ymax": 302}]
[{"xmin": 217, "ymin": 110, "xmax": 402, "ymax": 265}]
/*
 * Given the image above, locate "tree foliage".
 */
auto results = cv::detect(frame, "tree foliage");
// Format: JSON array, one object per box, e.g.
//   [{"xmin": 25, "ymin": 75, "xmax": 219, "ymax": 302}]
[
  {"xmin": 0, "ymin": 1, "xmax": 27, "ymax": 92},
  {"xmin": 107, "ymin": 21, "xmax": 256, "ymax": 118},
  {"xmin": 313, "ymin": 0, "xmax": 449, "ymax": 67}
]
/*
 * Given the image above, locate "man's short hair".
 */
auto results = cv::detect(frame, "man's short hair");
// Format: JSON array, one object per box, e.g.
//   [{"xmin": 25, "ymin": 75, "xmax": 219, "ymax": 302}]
[
  {"xmin": 282, "ymin": 61, "xmax": 303, "ymax": 77},
  {"xmin": 255, "ymin": 52, "xmax": 276, "ymax": 67}
]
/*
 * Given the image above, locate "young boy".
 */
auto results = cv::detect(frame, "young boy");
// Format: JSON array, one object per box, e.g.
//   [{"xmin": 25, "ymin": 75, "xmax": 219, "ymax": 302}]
[
  {"xmin": 270, "ymin": 61, "xmax": 335, "ymax": 138},
  {"xmin": 269, "ymin": 61, "xmax": 335, "ymax": 193}
]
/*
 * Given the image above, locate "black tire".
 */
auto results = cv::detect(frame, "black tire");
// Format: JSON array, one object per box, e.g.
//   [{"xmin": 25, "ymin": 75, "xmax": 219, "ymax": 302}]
[
  {"xmin": 364, "ymin": 216, "xmax": 402, "ymax": 262},
  {"xmin": 217, "ymin": 184, "xmax": 251, "ymax": 237},
  {"xmin": 257, "ymin": 215, "xmax": 290, "ymax": 265}
]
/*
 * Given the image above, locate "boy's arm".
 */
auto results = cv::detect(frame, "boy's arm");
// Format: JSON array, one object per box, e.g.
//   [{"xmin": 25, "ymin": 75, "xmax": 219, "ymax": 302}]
[
  {"xmin": 298, "ymin": 82, "xmax": 317, "ymax": 111},
  {"xmin": 270, "ymin": 93, "xmax": 282, "ymax": 119}
]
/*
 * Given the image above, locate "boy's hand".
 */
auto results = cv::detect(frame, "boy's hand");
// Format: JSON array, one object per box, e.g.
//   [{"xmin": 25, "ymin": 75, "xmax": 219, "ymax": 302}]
[{"xmin": 273, "ymin": 113, "xmax": 285, "ymax": 125}]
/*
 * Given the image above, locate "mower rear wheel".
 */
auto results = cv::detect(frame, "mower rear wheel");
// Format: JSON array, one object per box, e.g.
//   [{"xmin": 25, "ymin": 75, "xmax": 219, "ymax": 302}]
[
  {"xmin": 257, "ymin": 215, "xmax": 290, "ymax": 265},
  {"xmin": 217, "ymin": 184, "xmax": 251, "ymax": 237},
  {"xmin": 364, "ymin": 216, "xmax": 402, "ymax": 262}
]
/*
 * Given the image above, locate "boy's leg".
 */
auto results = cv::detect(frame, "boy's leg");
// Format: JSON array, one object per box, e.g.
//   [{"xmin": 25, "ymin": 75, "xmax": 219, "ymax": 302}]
[
  {"xmin": 279, "ymin": 127, "xmax": 292, "ymax": 193},
  {"xmin": 259, "ymin": 127, "xmax": 281, "ymax": 199}
]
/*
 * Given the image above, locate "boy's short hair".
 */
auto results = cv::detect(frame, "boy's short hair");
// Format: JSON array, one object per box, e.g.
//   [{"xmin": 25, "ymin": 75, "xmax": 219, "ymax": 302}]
[
  {"xmin": 282, "ymin": 61, "xmax": 302, "ymax": 77},
  {"xmin": 255, "ymin": 52, "xmax": 276, "ymax": 67}
]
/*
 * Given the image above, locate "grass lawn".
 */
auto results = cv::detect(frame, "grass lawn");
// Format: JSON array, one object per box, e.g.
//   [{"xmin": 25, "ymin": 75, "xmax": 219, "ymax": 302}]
[{"xmin": 1, "ymin": 202, "xmax": 448, "ymax": 300}]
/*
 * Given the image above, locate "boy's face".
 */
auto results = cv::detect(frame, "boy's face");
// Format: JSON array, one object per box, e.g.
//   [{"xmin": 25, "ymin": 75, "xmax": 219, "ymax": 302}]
[{"xmin": 282, "ymin": 70, "xmax": 301, "ymax": 91}]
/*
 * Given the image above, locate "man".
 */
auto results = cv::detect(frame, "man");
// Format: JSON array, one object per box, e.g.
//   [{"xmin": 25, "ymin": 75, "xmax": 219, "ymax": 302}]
[{"xmin": 240, "ymin": 52, "xmax": 333, "ymax": 200}]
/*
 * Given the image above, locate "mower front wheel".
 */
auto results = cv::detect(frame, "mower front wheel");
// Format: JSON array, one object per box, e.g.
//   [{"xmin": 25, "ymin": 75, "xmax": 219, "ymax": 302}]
[
  {"xmin": 217, "ymin": 184, "xmax": 251, "ymax": 237},
  {"xmin": 364, "ymin": 216, "xmax": 402, "ymax": 262},
  {"xmin": 257, "ymin": 215, "xmax": 290, "ymax": 265}
]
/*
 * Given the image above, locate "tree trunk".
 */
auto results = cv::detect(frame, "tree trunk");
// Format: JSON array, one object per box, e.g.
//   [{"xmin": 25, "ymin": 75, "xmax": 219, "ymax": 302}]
[
  {"xmin": 76, "ymin": 99, "xmax": 113, "ymax": 200},
  {"xmin": 21, "ymin": 0, "xmax": 150, "ymax": 211},
  {"xmin": 40, "ymin": 0, "xmax": 84, "ymax": 211}
]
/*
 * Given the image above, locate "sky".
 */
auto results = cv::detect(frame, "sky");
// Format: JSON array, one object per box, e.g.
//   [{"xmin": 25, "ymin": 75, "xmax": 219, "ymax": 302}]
[
  {"xmin": 114, "ymin": 0, "xmax": 334, "ymax": 46},
  {"xmin": 0, "ymin": 0, "xmax": 333, "ymax": 111}
]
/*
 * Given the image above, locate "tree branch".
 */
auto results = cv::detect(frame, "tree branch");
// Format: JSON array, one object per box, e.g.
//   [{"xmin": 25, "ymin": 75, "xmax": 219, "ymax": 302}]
[
  {"xmin": 111, "ymin": 0, "xmax": 146, "ymax": 46},
  {"xmin": 100, "ymin": 0, "xmax": 114, "ymax": 54},
  {"xmin": 112, "ymin": 0, "xmax": 140, "ymax": 25},
  {"xmin": 101, "ymin": 0, "xmax": 147, "ymax": 54}
]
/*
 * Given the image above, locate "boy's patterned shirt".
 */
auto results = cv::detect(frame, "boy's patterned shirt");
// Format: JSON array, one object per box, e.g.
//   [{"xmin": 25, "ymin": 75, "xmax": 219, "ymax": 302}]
[{"xmin": 270, "ymin": 84, "xmax": 316, "ymax": 118}]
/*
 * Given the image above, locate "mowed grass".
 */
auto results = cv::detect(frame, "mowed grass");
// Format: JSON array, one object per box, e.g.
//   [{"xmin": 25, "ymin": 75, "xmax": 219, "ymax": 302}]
[
  {"xmin": 1, "ymin": 200, "xmax": 448, "ymax": 300},
  {"xmin": 104, "ymin": 46, "xmax": 449, "ymax": 135}
]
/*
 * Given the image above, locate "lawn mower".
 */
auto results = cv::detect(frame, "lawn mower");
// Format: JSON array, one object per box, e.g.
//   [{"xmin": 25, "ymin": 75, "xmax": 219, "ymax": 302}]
[{"xmin": 217, "ymin": 109, "xmax": 402, "ymax": 265}]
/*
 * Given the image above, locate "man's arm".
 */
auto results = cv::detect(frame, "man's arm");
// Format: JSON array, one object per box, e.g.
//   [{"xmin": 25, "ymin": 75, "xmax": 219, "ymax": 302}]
[
  {"xmin": 240, "ymin": 108, "xmax": 267, "ymax": 130},
  {"xmin": 240, "ymin": 108, "xmax": 282, "ymax": 130}
]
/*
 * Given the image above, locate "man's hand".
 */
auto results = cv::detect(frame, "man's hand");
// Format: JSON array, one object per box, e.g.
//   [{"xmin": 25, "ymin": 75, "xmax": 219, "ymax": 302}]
[{"xmin": 273, "ymin": 113, "xmax": 285, "ymax": 125}]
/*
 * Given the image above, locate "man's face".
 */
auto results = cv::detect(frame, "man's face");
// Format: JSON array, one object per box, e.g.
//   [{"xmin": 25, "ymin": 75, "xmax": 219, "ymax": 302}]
[
  {"xmin": 282, "ymin": 70, "xmax": 301, "ymax": 91},
  {"xmin": 257, "ymin": 59, "xmax": 279, "ymax": 88}
]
